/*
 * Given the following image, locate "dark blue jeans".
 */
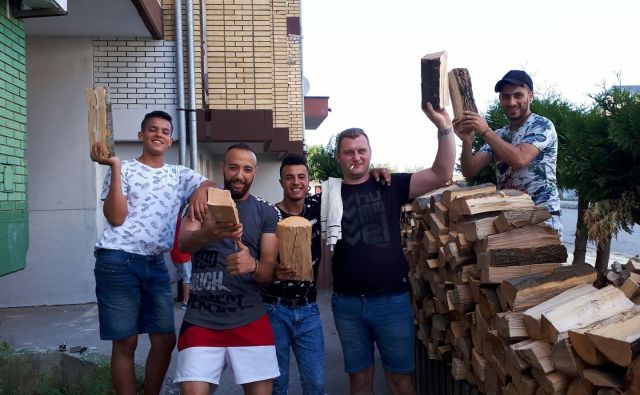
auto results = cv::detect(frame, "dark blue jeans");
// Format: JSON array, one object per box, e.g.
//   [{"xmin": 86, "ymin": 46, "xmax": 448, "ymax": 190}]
[
  {"xmin": 94, "ymin": 248, "xmax": 174, "ymax": 340},
  {"xmin": 265, "ymin": 302, "xmax": 325, "ymax": 395}
]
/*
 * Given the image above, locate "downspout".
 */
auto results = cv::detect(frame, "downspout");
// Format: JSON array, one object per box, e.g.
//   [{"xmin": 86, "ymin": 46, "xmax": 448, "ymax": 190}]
[
  {"xmin": 175, "ymin": 0, "xmax": 187, "ymax": 166},
  {"xmin": 186, "ymin": 0, "xmax": 198, "ymax": 170}
]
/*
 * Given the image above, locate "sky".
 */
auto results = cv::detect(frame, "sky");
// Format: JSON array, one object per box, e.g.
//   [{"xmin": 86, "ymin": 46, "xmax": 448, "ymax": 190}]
[{"xmin": 300, "ymin": 0, "xmax": 640, "ymax": 171}]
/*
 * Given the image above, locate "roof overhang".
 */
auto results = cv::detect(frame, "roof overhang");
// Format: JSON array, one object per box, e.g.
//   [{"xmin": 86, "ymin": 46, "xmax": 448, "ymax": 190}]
[
  {"xmin": 304, "ymin": 96, "xmax": 330, "ymax": 130},
  {"xmin": 196, "ymin": 109, "xmax": 303, "ymax": 159},
  {"xmin": 23, "ymin": 0, "xmax": 162, "ymax": 39}
]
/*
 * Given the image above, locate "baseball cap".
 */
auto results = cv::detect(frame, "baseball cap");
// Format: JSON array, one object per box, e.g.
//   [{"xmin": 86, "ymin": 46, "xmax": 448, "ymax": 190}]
[{"xmin": 494, "ymin": 70, "xmax": 533, "ymax": 92}]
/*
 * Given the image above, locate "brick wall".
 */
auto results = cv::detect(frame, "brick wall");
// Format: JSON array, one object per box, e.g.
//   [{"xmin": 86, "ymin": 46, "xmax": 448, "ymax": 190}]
[
  {"xmin": 93, "ymin": 38, "xmax": 176, "ymax": 109},
  {"xmin": 162, "ymin": 0, "xmax": 303, "ymax": 141},
  {"xmin": 0, "ymin": 1, "xmax": 28, "ymax": 275}
]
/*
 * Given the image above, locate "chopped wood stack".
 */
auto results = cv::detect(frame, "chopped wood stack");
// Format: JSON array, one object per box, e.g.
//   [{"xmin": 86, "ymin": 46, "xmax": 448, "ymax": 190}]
[{"xmin": 403, "ymin": 183, "xmax": 640, "ymax": 394}]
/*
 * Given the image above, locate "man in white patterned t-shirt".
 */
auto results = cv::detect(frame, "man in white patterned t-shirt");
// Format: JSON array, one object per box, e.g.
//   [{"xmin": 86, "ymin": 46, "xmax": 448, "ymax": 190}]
[{"xmin": 90, "ymin": 110, "xmax": 214, "ymax": 395}]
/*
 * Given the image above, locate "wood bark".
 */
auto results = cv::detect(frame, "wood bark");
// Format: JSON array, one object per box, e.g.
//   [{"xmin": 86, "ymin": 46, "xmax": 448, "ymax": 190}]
[
  {"xmin": 483, "ymin": 244, "xmax": 568, "ymax": 268},
  {"xmin": 493, "ymin": 208, "xmax": 552, "ymax": 233},
  {"xmin": 551, "ymin": 337, "xmax": 585, "ymax": 375},
  {"xmin": 448, "ymin": 68, "xmax": 478, "ymax": 119},
  {"xmin": 498, "ymin": 264, "xmax": 596, "ymax": 312},
  {"xmin": 420, "ymin": 51, "xmax": 448, "ymax": 110},
  {"xmin": 480, "ymin": 263, "xmax": 562, "ymax": 285}
]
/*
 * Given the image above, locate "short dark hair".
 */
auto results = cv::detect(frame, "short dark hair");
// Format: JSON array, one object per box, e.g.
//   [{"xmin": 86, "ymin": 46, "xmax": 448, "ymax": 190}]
[
  {"xmin": 279, "ymin": 154, "xmax": 309, "ymax": 177},
  {"xmin": 141, "ymin": 111, "xmax": 173, "ymax": 134},
  {"xmin": 224, "ymin": 143, "xmax": 256, "ymax": 161},
  {"xmin": 336, "ymin": 127, "xmax": 370, "ymax": 153}
]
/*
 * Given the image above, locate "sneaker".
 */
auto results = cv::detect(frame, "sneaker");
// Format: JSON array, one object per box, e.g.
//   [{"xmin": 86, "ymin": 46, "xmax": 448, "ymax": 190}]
[{"xmin": 180, "ymin": 302, "xmax": 188, "ymax": 310}]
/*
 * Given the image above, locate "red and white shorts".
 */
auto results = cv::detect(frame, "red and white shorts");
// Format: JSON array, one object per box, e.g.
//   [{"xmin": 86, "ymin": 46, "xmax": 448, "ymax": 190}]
[{"xmin": 174, "ymin": 315, "xmax": 280, "ymax": 385}]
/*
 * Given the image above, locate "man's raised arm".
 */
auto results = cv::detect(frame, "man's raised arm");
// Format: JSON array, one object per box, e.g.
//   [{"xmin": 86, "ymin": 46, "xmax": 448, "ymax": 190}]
[{"xmin": 408, "ymin": 103, "xmax": 456, "ymax": 199}]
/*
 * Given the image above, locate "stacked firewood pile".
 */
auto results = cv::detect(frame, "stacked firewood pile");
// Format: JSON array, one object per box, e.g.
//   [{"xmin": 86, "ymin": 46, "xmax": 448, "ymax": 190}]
[{"xmin": 402, "ymin": 183, "xmax": 640, "ymax": 394}]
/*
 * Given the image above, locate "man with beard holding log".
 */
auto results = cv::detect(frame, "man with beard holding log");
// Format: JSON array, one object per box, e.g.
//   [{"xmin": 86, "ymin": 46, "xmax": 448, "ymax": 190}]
[{"xmin": 453, "ymin": 70, "xmax": 562, "ymax": 232}]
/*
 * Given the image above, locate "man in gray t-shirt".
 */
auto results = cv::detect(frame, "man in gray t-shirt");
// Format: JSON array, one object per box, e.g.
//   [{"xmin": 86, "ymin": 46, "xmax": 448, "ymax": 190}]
[{"xmin": 174, "ymin": 143, "xmax": 280, "ymax": 394}]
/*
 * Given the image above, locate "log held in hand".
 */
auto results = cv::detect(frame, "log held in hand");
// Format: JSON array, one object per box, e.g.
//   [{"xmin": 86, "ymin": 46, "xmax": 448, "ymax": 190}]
[
  {"xmin": 85, "ymin": 86, "xmax": 115, "ymax": 158},
  {"xmin": 207, "ymin": 188, "xmax": 239, "ymax": 225},
  {"xmin": 277, "ymin": 216, "xmax": 313, "ymax": 281}
]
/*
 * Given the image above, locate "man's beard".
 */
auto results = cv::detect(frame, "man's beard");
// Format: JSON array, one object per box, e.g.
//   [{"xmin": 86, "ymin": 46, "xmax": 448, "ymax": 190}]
[{"xmin": 224, "ymin": 178, "xmax": 252, "ymax": 199}]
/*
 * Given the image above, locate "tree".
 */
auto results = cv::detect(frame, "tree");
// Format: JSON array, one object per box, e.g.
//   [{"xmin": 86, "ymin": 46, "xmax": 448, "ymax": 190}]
[{"xmin": 306, "ymin": 136, "xmax": 342, "ymax": 182}]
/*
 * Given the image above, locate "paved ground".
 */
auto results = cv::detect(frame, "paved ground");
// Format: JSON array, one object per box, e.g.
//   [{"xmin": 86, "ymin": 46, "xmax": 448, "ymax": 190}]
[{"xmin": 0, "ymin": 290, "xmax": 390, "ymax": 394}]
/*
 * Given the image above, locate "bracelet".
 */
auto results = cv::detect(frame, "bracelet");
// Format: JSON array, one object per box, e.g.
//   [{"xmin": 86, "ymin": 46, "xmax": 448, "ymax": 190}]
[
  {"xmin": 249, "ymin": 258, "xmax": 259, "ymax": 276},
  {"xmin": 479, "ymin": 128, "xmax": 492, "ymax": 137}
]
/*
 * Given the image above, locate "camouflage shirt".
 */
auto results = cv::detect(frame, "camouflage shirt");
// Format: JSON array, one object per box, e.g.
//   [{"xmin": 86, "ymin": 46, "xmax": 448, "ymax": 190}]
[{"xmin": 479, "ymin": 113, "xmax": 560, "ymax": 212}]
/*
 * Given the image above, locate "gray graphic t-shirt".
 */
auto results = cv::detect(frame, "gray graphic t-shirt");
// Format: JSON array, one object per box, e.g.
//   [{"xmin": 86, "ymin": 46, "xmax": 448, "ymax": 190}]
[
  {"xmin": 96, "ymin": 160, "xmax": 206, "ymax": 255},
  {"xmin": 479, "ymin": 113, "xmax": 560, "ymax": 212},
  {"xmin": 184, "ymin": 195, "xmax": 278, "ymax": 330}
]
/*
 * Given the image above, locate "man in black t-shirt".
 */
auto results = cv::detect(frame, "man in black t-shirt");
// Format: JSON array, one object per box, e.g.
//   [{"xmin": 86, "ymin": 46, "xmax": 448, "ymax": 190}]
[{"xmin": 331, "ymin": 103, "xmax": 456, "ymax": 395}]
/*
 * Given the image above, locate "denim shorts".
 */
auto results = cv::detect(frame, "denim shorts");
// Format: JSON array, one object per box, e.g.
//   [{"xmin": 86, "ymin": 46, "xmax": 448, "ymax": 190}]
[
  {"xmin": 331, "ymin": 292, "xmax": 415, "ymax": 374},
  {"xmin": 94, "ymin": 248, "xmax": 175, "ymax": 340}
]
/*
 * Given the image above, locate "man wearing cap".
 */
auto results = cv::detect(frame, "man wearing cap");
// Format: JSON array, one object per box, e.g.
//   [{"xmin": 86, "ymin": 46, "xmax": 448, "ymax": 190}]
[{"xmin": 453, "ymin": 70, "xmax": 562, "ymax": 232}]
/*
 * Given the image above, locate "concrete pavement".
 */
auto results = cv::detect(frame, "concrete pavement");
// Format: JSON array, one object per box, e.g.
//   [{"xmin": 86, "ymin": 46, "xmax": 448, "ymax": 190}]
[{"xmin": 0, "ymin": 289, "xmax": 391, "ymax": 394}]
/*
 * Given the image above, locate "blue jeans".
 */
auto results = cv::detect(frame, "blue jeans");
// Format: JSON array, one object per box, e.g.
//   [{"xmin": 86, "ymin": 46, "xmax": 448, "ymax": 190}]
[
  {"xmin": 265, "ymin": 302, "xmax": 325, "ymax": 395},
  {"xmin": 332, "ymin": 292, "xmax": 415, "ymax": 374},
  {"xmin": 94, "ymin": 248, "xmax": 175, "ymax": 340}
]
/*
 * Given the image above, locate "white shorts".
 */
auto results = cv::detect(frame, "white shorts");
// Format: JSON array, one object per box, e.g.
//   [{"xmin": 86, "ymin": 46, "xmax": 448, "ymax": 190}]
[{"xmin": 174, "ymin": 316, "xmax": 279, "ymax": 385}]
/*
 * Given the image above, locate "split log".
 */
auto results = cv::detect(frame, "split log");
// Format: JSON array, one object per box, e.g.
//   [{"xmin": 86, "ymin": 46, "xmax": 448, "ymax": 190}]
[
  {"xmin": 511, "ymin": 371, "xmax": 538, "ymax": 395},
  {"xmin": 463, "ymin": 216, "xmax": 499, "ymax": 242},
  {"xmin": 451, "ymin": 357, "xmax": 467, "ymax": 380},
  {"xmin": 620, "ymin": 272, "xmax": 640, "ymax": 298},
  {"xmin": 449, "ymin": 189, "xmax": 534, "ymax": 220},
  {"xmin": 434, "ymin": 202, "xmax": 449, "ymax": 226},
  {"xmin": 207, "ymin": 187, "xmax": 239, "ymax": 224},
  {"xmin": 523, "ymin": 283, "xmax": 598, "ymax": 340},
  {"xmin": 480, "ymin": 262, "xmax": 562, "ymax": 284},
  {"xmin": 85, "ymin": 86, "xmax": 115, "ymax": 158},
  {"xmin": 496, "ymin": 311, "xmax": 528, "ymax": 340},
  {"xmin": 471, "ymin": 348, "xmax": 487, "ymax": 382},
  {"xmin": 531, "ymin": 369, "xmax": 570, "ymax": 395},
  {"xmin": 493, "ymin": 207, "xmax": 552, "ymax": 233},
  {"xmin": 514, "ymin": 339, "xmax": 555, "ymax": 374},
  {"xmin": 428, "ymin": 213, "xmax": 449, "ymax": 235},
  {"xmin": 566, "ymin": 377, "xmax": 594, "ymax": 395},
  {"xmin": 551, "ymin": 337, "xmax": 585, "ymax": 375},
  {"xmin": 420, "ymin": 50, "xmax": 449, "ymax": 110},
  {"xmin": 422, "ymin": 231, "xmax": 439, "ymax": 254},
  {"xmin": 448, "ymin": 68, "xmax": 478, "ymax": 119},
  {"xmin": 570, "ymin": 305, "xmax": 640, "ymax": 366},
  {"xmin": 480, "ymin": 244, "xmax": 568, "ymax": 268},
  {"xmin": 498, "ymin": 264, "xmax": 597, "ymax": 312},
  {"xmin": 626, "ymin": 257, "xmax": 640, "ymax": 274},
  {"xmin": 626, "ymin": 356, "xmax": 640, "ymax": 394},
  {"xmin": 476, "ymin": 224, "xmax": 561, "ymax": 254},
  {"xmin": 586, "ymin": 309, "xmax": 640, "ymax": 367},
  {"xmin": 441, "ymin": 183, "xmax": 496, "ymax": 207},
  {"xmin": 540, "ymin": 285, "xmax": 635, "ymax": 344},
  {"xmin": 582, "ymin": 367, "xmax": 626, "ymax": 389}
]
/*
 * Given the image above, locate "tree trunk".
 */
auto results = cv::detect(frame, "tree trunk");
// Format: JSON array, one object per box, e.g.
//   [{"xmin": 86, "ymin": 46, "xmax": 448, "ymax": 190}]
[
  {"xmin": 572, "ymin": 195, "xmax": 589, "ymax": 265},
  {"xmin": 594, "ymin": 233, "xmax": 612, "ymax": 288}
]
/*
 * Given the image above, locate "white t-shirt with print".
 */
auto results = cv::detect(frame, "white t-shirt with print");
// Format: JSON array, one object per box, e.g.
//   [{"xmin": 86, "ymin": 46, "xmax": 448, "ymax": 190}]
[{"xmin": 95, "ymin": 159, "xmax": 207, "ymax": 255}]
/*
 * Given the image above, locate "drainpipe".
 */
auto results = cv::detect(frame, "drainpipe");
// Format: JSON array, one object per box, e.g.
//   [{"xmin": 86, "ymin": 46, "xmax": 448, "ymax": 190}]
[
  {"xmin": 186, "ymin": 0, "xmax": 198, "ymax": 170},
  {"xmin": 175, "ymin": 0, "xmax": 187, "ymax": 166}
]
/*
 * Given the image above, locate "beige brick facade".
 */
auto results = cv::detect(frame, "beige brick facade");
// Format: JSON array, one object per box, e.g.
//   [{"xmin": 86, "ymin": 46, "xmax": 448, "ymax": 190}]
[{"xmin": 163, "ymin": 0, "xmax": 302, "ymax": 141}]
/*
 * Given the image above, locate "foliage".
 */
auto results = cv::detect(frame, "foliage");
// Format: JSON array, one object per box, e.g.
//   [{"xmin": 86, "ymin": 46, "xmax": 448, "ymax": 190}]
[
  {"xmin": 371, "ymin": 162, "xmax": 399, "ymax": 173},
  {"xmin": 306, "ymin": 136, "xmax": 342, "ymax": 182}
]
